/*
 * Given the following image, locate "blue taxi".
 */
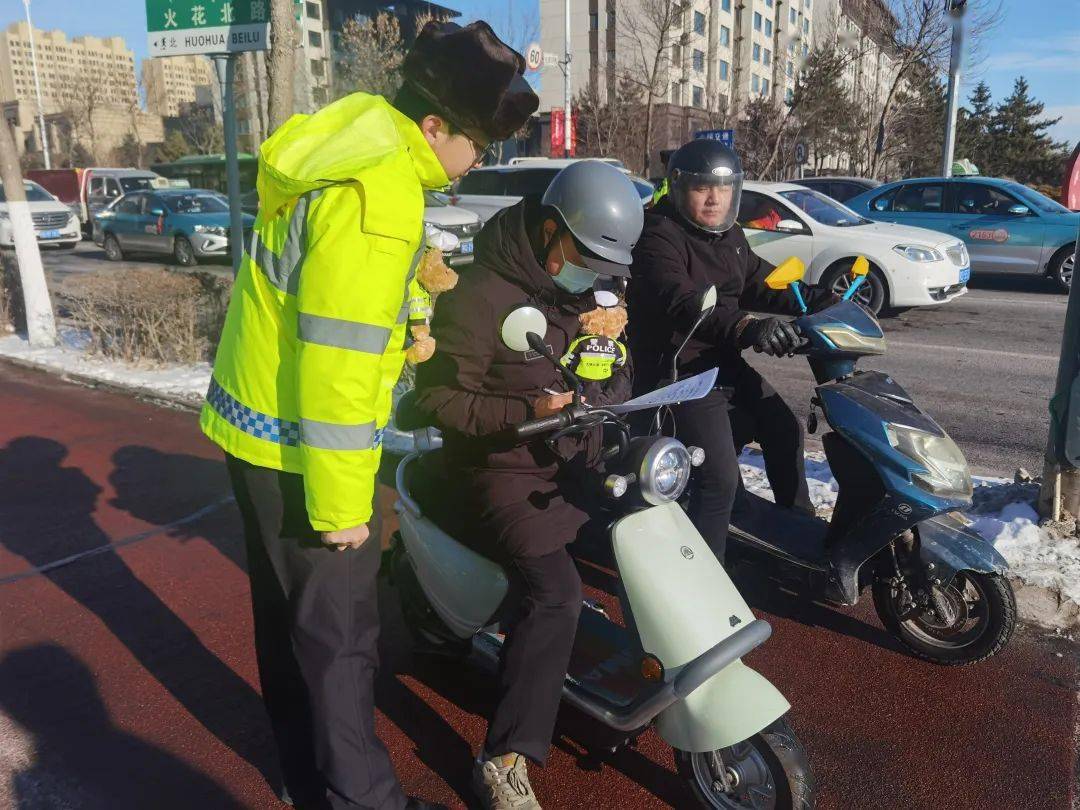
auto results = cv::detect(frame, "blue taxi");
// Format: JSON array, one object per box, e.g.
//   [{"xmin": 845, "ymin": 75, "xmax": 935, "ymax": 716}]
[{"xmin": 847, "ymin": 177, "xmax": 1078, "ymax": 289}]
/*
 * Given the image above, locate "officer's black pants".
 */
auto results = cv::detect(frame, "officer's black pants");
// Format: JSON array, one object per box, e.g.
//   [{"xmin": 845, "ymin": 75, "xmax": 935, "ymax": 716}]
[
  {"xmin": 226, "ymin": 455, "xmax": 405, "ymax": 810},
  {"xmin": 484, "ymin": 547, "xmax": 582, "ymax": 765},
  {"xmin": 671, "ymin": 366, "xmax": 812, "ymax": 561}
]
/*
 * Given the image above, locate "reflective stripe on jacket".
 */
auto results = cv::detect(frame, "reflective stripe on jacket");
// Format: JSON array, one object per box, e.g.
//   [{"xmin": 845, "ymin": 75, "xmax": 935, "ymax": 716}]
[{"xmin": 200, "ymin": 92, "xmax": 449, "ymax": 531}]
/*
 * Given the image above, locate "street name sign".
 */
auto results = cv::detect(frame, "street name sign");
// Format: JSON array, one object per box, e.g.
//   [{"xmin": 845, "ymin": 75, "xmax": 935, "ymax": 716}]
[
  {"xmin": 146, "ymin": 0, "xmax": 270, "ymax": 57},
  {"xmin": 694, "ymin": 129, "xmax": 734, "ymax": 147}
]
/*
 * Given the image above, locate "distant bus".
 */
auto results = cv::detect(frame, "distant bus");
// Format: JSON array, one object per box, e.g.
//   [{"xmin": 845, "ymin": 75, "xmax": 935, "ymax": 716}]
[{"xmin": 151, "ymin": 153, "xmax": 259, "ymax": 212}]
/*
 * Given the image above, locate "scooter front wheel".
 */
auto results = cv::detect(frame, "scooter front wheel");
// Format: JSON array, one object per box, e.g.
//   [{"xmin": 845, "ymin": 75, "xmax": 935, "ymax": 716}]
[
  {"xmin": 872, "ymin": 570, "xmax": 1016, "ymax": 665},
  {"xmin": 674, "ymin": 717, "xmax": 816, "ymax": 810}
]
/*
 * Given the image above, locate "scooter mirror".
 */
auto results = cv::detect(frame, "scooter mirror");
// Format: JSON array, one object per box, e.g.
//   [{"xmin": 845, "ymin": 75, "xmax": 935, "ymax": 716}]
[
  {"xmin": 764, "ymin": 257, "xmax": 806, "ymax": 290},
  {"xmin": 501, "ymin": 305, "xmax": 548, "ymax": 353},
  {"xmin": 701, "ymin": 285, "xmax": 717, "ymax": 316},
  {"xmin": 851, "ymin": 256, "xmax": 870, "ymax": 278}
]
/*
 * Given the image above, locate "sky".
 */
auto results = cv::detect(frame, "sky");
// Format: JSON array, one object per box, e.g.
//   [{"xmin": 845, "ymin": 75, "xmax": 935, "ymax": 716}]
[{"xmin": 11, "ymin": 0, "xmax": 1079, "ymax": 145}]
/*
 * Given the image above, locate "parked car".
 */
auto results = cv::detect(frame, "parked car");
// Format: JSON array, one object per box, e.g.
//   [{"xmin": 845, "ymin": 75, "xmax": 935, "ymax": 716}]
[
  {"xmin": 94, "ymin": 188, "xmax": 254, "ymax": 266},
  {"xmin": 785, "ymin": 176, "xmax": 881, "ymax": 203},
  {"xmin": 0, "ymin": 180, "xmax": 80, "ymax": 250},
  {"xmin": 452, "ymin": 158, "xmax": 653, "ymax": 222},
  {"xmin": 423, "ymin": 191, "xmax": 481, "ymax": 267},
  {"xmin": 28, "ymin": 167, "xmax": 165, "ymax": 238},
  {"xmin": 846, "ymin": 176, "xmax": 1080, "ymax": 290},
  {"xmin": 738, "ymin": 182, "xmax": 969, "ymax": 314}
]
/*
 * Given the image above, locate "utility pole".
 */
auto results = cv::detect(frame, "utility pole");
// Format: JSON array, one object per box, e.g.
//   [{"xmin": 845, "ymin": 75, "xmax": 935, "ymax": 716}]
[
  {"xmin": 0, "ymin": 121, "xmax": 55, "ymax": 347},
  {"xmin": 1038, "ymin": 223, "xmax": 1080, "ymax": 522},
  {"xmin": 213, "ymin": 55, "xmax": 245, "ymax": 276},
  {"xmin": 941, "ymin": 0, "xmax": 966, "ymax": 178},
  {"xmin": 563, "ymin": 0, "xmax": 572, "ymax": 158},
  {"xmin": 22, "ymin": 0, "xmax": 50, "ymax": 170}
]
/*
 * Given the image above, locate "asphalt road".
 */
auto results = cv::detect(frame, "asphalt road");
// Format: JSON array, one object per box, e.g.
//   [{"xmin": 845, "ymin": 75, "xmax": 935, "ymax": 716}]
[
  {"xmin": 35, "ymin": 243, "xmax": 1068, "ymax": 475},
  {"xmin": 0, "ymin": 362, "xmax": 1077, "ymax": 810}
]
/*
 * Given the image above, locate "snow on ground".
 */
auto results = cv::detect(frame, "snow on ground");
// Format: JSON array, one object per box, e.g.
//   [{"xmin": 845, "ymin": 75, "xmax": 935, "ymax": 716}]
[
  {"xmin": 0, "ymin": 331, "xmax": 210, "ymax": 404},
  {"xmin": 741, "ymin": 446, "xmax": 1080, "ymax": 606}
]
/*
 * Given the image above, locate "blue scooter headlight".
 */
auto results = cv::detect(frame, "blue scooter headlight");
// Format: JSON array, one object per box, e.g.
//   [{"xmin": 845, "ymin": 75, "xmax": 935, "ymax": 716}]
[{"xmin": 886, "ymin": 423, "xmax": 973, "ymax": 500}]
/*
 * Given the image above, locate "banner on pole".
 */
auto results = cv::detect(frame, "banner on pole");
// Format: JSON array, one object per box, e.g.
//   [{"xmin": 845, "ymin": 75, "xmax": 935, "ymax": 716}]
[{"xmin": 550, "ymin": 109, "xmax": 577, "ymax": 156}]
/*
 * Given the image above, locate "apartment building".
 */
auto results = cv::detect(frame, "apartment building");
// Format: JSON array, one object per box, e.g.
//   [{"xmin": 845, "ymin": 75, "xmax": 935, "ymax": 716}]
[
  {"xmin": 296, "ymin": 0, "xmax": 332, "ymax": 112},
  {"xmin": 143, "ymin": 54, "xmax": 217, "ymax": 119}
]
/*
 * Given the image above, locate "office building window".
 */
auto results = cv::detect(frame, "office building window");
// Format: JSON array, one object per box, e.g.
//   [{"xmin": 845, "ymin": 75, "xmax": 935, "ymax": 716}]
[
  {"xmin": 672, "ymin": 81, "xmax": 680, "ymax": 104},
  {"xmin": 806, "ymin": 0, "xmax": 812, "ymax": 7},
  {"xmin": 722, "ymin": 0, "xmax": 731, "ymax": 10},
  {"xmin": 765, "ymin": 19, "xmax": 773, "ymax": 36},
  {"xmin": 311, "ymin": 58, "xmax": 324, "ymax": 77},
  {"xmin": 693, "ymin": 49, "xmax": 705, "ymax": 72},
  {"xmin": 306, "ymin": 1, "xmax": 320, "ymax": 18},
  {"xmin": 308, "ymin": 30, "xmax": 322, "ymax": 48},
  {"xmin": 694, "ymin": 11, "xmax": 706, "ymax": 34},
  {"xmin": 787, "ymin": 60, "xmax": 794, "ymax": 78},
  {"xmin": 754, "ymin": 12, "xmax": 762, "ymax": 31},
  {"xmin": 803, "ymin": 43, "xmax": 809, "ymax": 56},
  {"xmin": 673, "ymin": 44, "xmax": 682, "ymax": 64},
  {"xmin": 803, "ymin": 18, "xmax": 810, "ymax": 33},
  {"xmin": 752, "ymin": 43, "xmax": 760, "ymax": 61},
  {"xmin": 762, "ymin": 78, "xmax": 770, "ymax": 95},
  {"xmin": 752, "ymin": 74, "xmax": 760, "ymax": 92},
  {"xmin": 790, "ymin": 8, "xmax": 797, "ymax": 24},
  {"xmin": 720, "ymin": 25, "xmax": 731, "ymax": 46},
  {"xmin": 786, "ymin": 87, "xmax": 794, "ymax": 102},
  {"xmin": 763, "ymin": 48, "xmax": 771, "ymax": 65},
  {"xmin": 608, "ymin": 9, "xmax": 615, "ymax": 27},
  {"xmin": 720, "ymin": 59, "xmax": 729, "ymax": 80},
  {"xmin": 766, "ymin": 0, "xmax": 773, "ymax": 5},
  {"xmin": 589, "ymin": 12, "xmax": 598, "ymax": 29},
  {"xmin": 692, "ymin": 85, "xmax": 704, "ymax": 107}
]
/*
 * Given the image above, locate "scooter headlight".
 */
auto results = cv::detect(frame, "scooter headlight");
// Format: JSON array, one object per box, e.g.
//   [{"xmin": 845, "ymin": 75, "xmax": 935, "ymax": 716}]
[
  {"xmin": 885, "ymin": 423, "xmax": 972, "ymax": 500},
  {"xmin": 640, "ymin": 438, "xmax": 692, "ymax": 505}
]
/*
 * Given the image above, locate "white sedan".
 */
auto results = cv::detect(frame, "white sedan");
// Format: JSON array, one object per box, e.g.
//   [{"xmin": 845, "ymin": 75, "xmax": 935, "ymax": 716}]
[{"xmin": 739, "ymin": 182, "xmax": 970, "ymax": 314}]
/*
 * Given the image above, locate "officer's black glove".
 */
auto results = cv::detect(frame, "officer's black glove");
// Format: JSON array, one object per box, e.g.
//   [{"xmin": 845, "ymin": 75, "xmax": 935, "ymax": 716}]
[{"xmin": 739, "ymin": 317, "xmax": 801, "ymax": 357}]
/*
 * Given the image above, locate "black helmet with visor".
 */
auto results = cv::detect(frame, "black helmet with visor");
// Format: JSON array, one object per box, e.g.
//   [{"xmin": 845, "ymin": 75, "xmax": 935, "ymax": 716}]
[{"xmin": 666, "ymin": 139, "xmax": 744, "ymax": 234}]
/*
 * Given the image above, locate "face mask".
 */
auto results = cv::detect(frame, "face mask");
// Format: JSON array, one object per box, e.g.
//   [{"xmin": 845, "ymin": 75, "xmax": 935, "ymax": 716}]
[{"xmin": 553, "ymin": 241, "xmax": 599, "ymax": 294}]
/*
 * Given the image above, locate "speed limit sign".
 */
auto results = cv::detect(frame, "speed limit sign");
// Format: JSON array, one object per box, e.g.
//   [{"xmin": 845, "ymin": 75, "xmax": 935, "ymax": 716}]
[{"xmin": 526, "ymin": 42, "xmax": 544, "ymax": 71}]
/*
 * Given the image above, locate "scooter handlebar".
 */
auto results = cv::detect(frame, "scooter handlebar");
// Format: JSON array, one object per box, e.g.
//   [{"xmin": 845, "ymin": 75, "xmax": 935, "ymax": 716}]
[{"xmin": 513, "ymin": 410, "xmax": 574, "ymax": 440}]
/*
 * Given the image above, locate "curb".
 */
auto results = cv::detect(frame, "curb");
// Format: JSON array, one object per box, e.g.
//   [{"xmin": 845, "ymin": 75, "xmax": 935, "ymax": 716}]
[{"xmin": 5, "ymin": 356, "xmax": 1078, "ymax": 632}]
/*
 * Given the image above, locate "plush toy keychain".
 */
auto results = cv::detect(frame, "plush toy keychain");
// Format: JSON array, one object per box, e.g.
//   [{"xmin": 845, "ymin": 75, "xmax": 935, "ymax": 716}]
[
  {"xmin": 560, "ymin": 289, "xmax": 629, "ymax": 381},
  {"xmin": 405, "ymin": 226, "xmax": 460, "ymax": 364}
]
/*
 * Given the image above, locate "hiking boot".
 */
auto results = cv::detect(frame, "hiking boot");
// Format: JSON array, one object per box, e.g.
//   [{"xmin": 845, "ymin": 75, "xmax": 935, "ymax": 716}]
[{"xmin": 472, "ymin": 753, "xmax": 540, "ymax": 810}]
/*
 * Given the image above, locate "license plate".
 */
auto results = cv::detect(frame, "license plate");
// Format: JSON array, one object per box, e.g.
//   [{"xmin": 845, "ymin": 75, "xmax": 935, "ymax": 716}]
[
  {"xmin": 460, "ymin": 239, "xmax": 474, "ymax": 255},
  {"xmin": 39, "ymin": 229, "xmax": 61, "ymax": 239},
  {"xmin": 959, "ymin": 267, "xmax": 970, "ymax": 284}
]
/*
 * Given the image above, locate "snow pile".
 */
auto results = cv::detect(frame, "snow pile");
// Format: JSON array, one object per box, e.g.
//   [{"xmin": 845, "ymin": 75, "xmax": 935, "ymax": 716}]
[
  {"xmin": 740, "ymin": 448, "xmax": 838, "ymax": 514},
  {"xmin": 0, "ymin": 331, "xmax": 211, "ymax": 404}
]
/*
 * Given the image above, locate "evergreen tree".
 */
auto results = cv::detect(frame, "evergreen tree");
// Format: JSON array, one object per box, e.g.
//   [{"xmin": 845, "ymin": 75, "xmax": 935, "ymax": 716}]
[
  {"xmin": 990, "ymin": 77, "xmax": 1069, "ymax": 185},
  {"xmin": 889, "ymin": 71, "xmax": 947, "ymax": 178},
  {"xmin": 957, "ymin": 81, "xmax": 994, "ymax": 172}
]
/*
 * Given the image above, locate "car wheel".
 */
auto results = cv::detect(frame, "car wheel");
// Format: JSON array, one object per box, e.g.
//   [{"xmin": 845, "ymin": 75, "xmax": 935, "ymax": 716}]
[
  {"xmin": 1048, "ymin": 246, "xmax": 1075, "ymax": 293},
  {"xmin": 173, "ymin": 236, "xmax": 198, "ymax": 267},
  {"xmin": 821, "ymin": 260, "xmax": 887, "ymax": 315},
  {"xmin": 102, "ymin": 233, "xmax": 123, "ymax": 262}
]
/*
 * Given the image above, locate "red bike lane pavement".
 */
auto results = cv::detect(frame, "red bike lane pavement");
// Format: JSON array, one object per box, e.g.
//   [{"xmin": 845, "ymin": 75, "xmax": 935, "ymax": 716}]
[{"xmin": 0, "ymin": 361, "xmax": 1076, "ymax": 810}]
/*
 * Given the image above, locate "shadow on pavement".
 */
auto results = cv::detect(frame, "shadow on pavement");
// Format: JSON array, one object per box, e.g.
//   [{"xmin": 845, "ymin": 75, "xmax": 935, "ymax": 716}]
[
  {"xmin": 967, "ymin": 273, "xmax": 1062, "ymax": 295},
  {"xmin": 0, "ymin": 437, "xmax": 279, "ymax": 796},
  {"xmin": 0, "ymin": 644, "xmax": 239, "ymax": 810}
]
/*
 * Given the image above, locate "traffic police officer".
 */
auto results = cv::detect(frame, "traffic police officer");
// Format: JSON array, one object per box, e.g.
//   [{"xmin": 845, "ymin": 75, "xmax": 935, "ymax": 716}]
[{"xmin": 201, "ymin": 21, "xmax": 538, "ymax": 810}]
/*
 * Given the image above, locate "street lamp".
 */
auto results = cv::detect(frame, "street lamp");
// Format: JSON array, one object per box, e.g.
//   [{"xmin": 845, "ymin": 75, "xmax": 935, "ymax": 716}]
[
  {"xmin": 940, "ymin": 0, "xmax": 966, "ymax": 178},
  {"xmin": 22, "ymin": 0, "xmax": 51, "ymax": 170}
]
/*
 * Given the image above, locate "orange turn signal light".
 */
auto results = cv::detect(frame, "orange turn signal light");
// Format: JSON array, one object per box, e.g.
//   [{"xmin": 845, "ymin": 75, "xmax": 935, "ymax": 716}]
[{"xmin": 641, "ymin": 654, "xmax": 664, "ymax": 683}]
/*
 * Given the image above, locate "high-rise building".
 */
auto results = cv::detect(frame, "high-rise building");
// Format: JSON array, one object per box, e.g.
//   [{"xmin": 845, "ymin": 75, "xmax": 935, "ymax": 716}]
[
  {"xmin": 0, "ymin": 21, "xmax": 137, "ymax": 113},
  {"xmin": 143, "ymin": 54, "xmax": 217, "ymax": 119}
]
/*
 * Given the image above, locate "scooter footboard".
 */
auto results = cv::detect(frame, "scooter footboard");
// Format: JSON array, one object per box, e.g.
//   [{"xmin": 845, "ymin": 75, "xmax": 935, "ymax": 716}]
[{"xmin": 612, "ymin": 503, "xmax": 790, "ymax": 752}]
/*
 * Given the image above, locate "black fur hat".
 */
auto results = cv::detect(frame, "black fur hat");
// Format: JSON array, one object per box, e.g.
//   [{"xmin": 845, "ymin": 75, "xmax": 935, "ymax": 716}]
[{"xmin": 402, "ymin": 21, "xmax": 539, "ymax": 143}]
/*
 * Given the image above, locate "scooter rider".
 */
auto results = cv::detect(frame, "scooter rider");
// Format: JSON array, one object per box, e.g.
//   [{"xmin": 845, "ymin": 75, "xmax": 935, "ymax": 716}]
[
  {"xmin": 627, "ymin": 139, "xmax": 835, "ymax": 562},
  {"xmin": 412, "ymin": 161, "xmax": 644, "ymax": 810}
]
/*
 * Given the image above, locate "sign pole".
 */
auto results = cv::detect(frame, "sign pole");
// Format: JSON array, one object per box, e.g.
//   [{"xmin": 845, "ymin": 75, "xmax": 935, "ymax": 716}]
[
  {"xmin": 213, "ymin": 54, "xmax": 245, "ymax": 276},
  {"xmin": 941, "ymin": 1, "xmax": 966, "ymax": 178}
]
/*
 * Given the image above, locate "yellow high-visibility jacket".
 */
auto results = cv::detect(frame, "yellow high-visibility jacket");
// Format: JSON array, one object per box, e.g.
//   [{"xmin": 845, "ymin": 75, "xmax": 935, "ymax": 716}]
[{"xmin": 200, "ymin": 93, "xmax": 449, "ymax": 532}]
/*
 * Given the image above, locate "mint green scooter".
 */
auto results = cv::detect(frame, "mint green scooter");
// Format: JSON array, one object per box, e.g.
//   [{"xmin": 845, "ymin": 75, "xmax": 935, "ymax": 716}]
[{"xmin": 391, "ymin": 295, "xmax": 816, "ymax": 809}]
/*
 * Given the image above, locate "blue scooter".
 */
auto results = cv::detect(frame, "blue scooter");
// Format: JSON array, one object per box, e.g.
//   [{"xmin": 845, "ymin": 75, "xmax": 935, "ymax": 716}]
[{"xmin": 726, "ymin": 257, "xmax": 1016, "ymax": 665}]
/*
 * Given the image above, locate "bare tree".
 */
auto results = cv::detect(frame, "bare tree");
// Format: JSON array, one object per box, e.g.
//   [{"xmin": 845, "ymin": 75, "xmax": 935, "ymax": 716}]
[
  {"xmin": 615, "ymin": 0, "xmax": 682, "ymax": 175},
  {"xmin": 267, "ymin": 0, "xmax": 297, "ymax": 132},
  {"xmin": 335, "ymin": 13, "xmax": 407, "ymax": 100},
  {"xmin": 574, "ymin": 76, "xmax": 647, "ymax": 170},
  {"xmin": 57, "ymin": 82, "xmax": 105, "ymax": 165}
]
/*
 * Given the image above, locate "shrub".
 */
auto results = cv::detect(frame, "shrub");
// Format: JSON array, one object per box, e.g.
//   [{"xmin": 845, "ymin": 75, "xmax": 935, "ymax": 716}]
[{"xmin": 65, "ymin": 269, "xmax": 229, "ymax": 364}]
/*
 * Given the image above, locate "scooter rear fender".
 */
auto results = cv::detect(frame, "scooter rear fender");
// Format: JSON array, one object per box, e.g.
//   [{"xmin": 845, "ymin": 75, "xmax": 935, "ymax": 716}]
[
  {"xmin": 612, "ymin": 503, "xmax": 790, "ymax": 752},
  {"xmin": 918, "ymin": 513, "xmax": 1009, "ymax": 586}
]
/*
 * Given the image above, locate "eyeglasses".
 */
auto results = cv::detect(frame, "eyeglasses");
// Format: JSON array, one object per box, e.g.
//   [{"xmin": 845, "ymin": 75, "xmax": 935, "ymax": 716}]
[{"xmin": 466, "ymin": 134, "xmax": 498, "ymax": 165}]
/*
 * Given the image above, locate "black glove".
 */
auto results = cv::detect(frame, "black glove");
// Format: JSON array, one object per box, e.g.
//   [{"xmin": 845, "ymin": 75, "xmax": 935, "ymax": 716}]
[{"xmin": 739, "ymin": 317, "xmax": 801, "ymax": 356}]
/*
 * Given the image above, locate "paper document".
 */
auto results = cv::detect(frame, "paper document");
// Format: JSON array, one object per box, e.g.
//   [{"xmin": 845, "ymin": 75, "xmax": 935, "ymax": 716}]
[{"xmin": 608, "ymin": 368, "xmax": 718, "ymax": 414}]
